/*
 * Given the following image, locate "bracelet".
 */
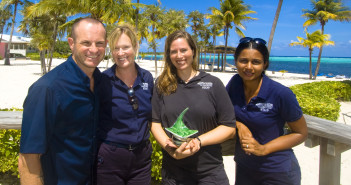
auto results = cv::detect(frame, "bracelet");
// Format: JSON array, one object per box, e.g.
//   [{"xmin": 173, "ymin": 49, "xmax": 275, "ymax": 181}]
[{"xmin": 196, "ymin": 137, "xmax": 201, "ymax": 147}]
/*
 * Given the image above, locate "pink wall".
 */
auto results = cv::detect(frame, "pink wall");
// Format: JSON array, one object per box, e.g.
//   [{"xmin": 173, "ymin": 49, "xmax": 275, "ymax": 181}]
[{"xmin": 0, "ymin": 43, "xmax": 7, "ymax": 58}]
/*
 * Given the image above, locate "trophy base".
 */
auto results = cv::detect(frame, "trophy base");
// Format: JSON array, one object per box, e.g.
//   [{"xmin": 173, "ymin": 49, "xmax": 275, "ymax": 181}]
[{"xmin": 172, "ymin": 135, "xmax": 190, "ymax": 146}]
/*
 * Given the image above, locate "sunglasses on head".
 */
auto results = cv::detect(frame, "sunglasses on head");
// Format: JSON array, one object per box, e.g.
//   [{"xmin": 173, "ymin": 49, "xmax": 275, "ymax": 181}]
[
  {"xmin": 239, "ymin": 37, "xmax": 267, "ymax": 45},
  {"xmin": 127, "ymin": 87, "xmax": 138, "ymax": 110}
]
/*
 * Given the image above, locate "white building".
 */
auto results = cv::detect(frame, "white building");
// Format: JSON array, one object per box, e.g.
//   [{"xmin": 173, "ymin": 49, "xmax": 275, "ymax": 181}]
[{"xmin": 0, "ymin": 34, "xmax": 35, "ymax": 58}]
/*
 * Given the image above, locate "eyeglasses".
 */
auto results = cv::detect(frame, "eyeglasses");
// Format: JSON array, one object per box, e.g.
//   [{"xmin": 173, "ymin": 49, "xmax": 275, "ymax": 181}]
[
  {"xmin": 239, "ymin": 37, "xmax": 267, "ymax": 45},
  {"xmin": 127, "ymin": 87, "xmax": 139, "ymax": 110}
]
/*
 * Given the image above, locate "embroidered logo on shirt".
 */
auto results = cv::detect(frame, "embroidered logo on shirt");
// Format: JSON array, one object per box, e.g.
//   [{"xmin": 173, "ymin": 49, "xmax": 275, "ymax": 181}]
[
  {"xmin": 197, "ymin": 82, "xmax": 213, "ymax": 89},
  {"xmin": 256, "ymin": 103, "xmax": 273, "ymax": 112},
  {"xmin": 141, "ymin": 83, "xmax": 148, "ymax": 90}
]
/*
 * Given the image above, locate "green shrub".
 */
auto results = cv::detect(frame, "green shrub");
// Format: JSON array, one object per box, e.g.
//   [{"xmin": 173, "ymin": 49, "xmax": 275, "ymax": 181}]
[
  {"xmin": 0, "ymin": 129, "xmax": 21, "ymax": 176},
  {"xmin": 150, "ymin": 133, "xmax": 162, "ymax": 183},
  {"xmin": 26, "ymin": 53, "xmax": 40, "ymax": 61},
  {"xmin": 290, "ymin": 80, "xmax": 351, "ymax": 121},
  {"xmin": 0, "ymin": 55, "xmax": 3, "ymax": 60}
]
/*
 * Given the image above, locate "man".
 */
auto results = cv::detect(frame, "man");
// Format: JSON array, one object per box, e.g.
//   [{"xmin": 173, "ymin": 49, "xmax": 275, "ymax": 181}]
[{"xmin": 18, "ymin": 17, "xmax": 107, "ymax": 185}]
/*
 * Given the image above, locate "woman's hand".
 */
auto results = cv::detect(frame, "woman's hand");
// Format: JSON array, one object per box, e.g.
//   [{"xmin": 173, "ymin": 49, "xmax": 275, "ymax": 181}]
[
  {"xmin": 165, "ymin": 138, "xmax": 200, "ymax": 160},
  {"xmin": 240, "ymin": 136, "xmax": 267, "ymax": 156},
  {"xmin": 237, "ymin": 121, "xmax": 252, "ymax": 140},
  {"xmin": 236, "ymin": 121, "xmax": 256, "ymax": 155}
]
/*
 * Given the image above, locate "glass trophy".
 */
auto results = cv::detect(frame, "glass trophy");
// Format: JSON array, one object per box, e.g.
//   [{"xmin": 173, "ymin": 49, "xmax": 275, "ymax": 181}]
[{"xmin": 165, "ymin": 107, "xmax": 198, "ymax": 146}]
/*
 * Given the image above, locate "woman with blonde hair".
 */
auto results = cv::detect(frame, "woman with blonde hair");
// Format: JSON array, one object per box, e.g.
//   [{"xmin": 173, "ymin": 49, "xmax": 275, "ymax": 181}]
[
  {"xmin": 96, "ymin": 24, "xmax": 153, "ymax": 185},
  {"xmin": 151, "ymin": 30, "xmax": 236, "ymax": 185}
]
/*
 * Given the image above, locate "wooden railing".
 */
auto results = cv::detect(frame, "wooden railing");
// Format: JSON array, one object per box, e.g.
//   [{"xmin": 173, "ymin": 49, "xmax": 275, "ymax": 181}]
[
  {"xmin": 1, "ymin": 112, "xmax": 351, "ymax": 185},
  {"xmin": 0, "ymin": 111, "xmax": 22, "ymax": 129},
  {"xmin": 303, "ymin": 114, "xmax": 351, "ymax": 185}
]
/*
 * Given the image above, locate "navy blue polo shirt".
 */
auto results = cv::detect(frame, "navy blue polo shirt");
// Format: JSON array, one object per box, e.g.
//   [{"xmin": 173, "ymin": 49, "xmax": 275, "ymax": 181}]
[
  {"xmin": 20, "ymin": 56, "xmax": 101, "ymax": 185},
  {"xmin": 98, "ymin": 63, "xmax": 153, "ymax": 144},
  {"xmin": 226, "ymin": 74, "xmax": 303, "ymax": 172}
]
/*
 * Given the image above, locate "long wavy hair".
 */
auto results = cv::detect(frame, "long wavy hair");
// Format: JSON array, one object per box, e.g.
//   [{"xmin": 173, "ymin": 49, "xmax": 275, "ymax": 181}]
[{"xmin": 156, "ymin": 30, "xmax": 198, "ymax": 95}]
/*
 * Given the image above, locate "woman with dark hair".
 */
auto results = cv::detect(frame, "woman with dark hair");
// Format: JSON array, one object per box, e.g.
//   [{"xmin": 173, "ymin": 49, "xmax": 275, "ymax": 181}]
[
  {"xmin": 151, "ymin": 30, "xmax": 236, "ymax": 184},
  {"xmin": 226, "ymin": 37, "xmax": 308, "ymax": 185}
]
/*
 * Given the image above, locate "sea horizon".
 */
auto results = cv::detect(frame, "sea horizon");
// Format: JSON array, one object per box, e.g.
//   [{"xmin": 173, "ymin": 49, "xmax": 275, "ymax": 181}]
[{"xmin": 143, "ymin": 55, "xmax": 351, "ymax": 77}]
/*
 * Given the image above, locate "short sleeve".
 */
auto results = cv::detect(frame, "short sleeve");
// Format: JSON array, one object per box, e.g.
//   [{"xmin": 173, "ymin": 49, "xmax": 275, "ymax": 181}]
[
  {"xmin": 212, "ymin": 77, "xmax": 236, "ymax": 127},
  {"xmin": 20, "ymin": 86, "xmax": 59, "ymax": 154},
  {"xmin": 278, "ymin": 87, "xmax": 303, "ymax": 123}
]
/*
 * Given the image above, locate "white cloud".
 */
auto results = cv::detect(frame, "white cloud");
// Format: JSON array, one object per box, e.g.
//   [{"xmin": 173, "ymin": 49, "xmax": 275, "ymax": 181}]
[
  {"xmin": 218, "ymin": 41, "xmax": 224, "ymax": 45},
  {"xmin": 349, "ymin": 40, "xmax": 351, "ymax": 44}
]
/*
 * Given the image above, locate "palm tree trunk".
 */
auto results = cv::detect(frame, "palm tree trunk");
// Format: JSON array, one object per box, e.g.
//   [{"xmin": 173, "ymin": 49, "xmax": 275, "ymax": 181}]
[
  {"xmin": 313, "ymin": 25, "xmax": 325, "ymax": 80},
  {"xmin": 152, "ymin": 26, "xmax": 158, "ymax": 77},
  {"xmin": 136, "ymin": 0, "xmax": 139, "ymax": 31},
  {"xmin": 204, "ymin": 50, "xmax": 207, "ymax": 70},
  {"xmin": 313, "ymin": 46, "xmax": 323, "ymax": 80},
  {"xmin": 4, "ymin": 3, "xmax": 18, "ymax": 65},
  {"xmin": 48, "ymin": 21, "xmax": 59, "ymax": 72},
  {"xmin": 223, "ymin": 27, "xmax": 229, "ymax": 72},
  {"xmin": 40, "ymin": 50, "xmax": 47, "ymax": 75},
  {"xmin": 211, "ymin": 36, "xmax": 216, "ymax": 72},
  {"xmin": 309, "ymin": 49, "xmax": 312, "ymax": 79},
  {"xmin": 0, "ymin": 34, "xmax": 3, "ymax": 45},
  {"xmin": 267, "ymin": 0, "xmax": 283, "ymax": 54}
]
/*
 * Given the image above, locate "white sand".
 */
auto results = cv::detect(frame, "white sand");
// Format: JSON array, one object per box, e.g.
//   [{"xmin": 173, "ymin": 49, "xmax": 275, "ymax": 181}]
[{"xmin": 1, "ymin": 58, "xmax": 351, "ymax": 185}]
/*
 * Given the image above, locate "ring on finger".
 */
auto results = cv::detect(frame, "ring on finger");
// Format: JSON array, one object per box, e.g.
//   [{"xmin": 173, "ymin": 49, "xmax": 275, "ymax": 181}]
[{"xmin": 246, "ymin": 144, "xmax": 249, "ymax": 148}]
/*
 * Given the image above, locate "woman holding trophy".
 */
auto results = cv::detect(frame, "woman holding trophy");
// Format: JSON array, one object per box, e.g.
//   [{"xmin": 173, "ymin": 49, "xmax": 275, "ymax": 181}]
[{"xmin": 151, "ymin": 30, "xmax": 236, "ymax": 185}]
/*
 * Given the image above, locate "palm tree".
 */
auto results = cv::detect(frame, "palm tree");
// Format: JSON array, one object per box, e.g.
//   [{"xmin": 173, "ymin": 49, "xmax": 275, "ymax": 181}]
[
  {"xmin": 139, "ymin": 4, "xmax": 165, "ymax": 77},
  {"xmin": 163, "ymin": 9, "xmax": 187, "ymax": 34},
  {"xmin": 19, "ymin": 9, "xmax": 54, "ymax": 75},
  {"xmin": 188, "ymin": 11, "xmax": 205, "ymax": 68},
  {"xmin": 206, "ymin": 15, "xmax": 224, "ymax": 72},
  {"xmin": 199, "ymin": 26, "xmax": 211, "ymax": 69},
  {"xmin": 0, "ymin": 6, "xmax": 12, "ymax": 47},
  {"xmin": 25, "ymin": 0, "xmax": 67, "ymax": 72},
  {"xmin": 302, "ymin": 0, "xmax": 351, "ymax": 79},
  {"xmin": 188, "ymin": 11, "xmax": 205, "ymax": 43},
  {"xmin": 290, "ymin": 30, "xmax": 334, "ymax": 79},
  {"xmin": 135, "ymin": 0, "xmax": 161, "ymax": 31},
  {"xmin": 0, "ymin": 0, "xmax": 25, "ymax": 65},
  {"xmin": 208, "ymin": 0, "xmax": 256, "ymax": 71},
  {"xmin": 267, "ymin": 0, "xmax": 283, "ymax": 54}
]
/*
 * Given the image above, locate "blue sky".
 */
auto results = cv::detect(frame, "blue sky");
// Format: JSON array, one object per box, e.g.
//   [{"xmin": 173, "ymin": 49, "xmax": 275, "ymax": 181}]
[{"xmin": 5, "ymin": 0, "xmax": 351, "ymax": 57}]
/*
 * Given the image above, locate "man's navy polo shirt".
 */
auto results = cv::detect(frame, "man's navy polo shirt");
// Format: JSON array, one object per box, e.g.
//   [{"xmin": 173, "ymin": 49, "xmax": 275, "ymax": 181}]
[
  {"xmin": 20, "ymin": 56, "xmax": 101, "ymax": 185},
  {"xmin": 98, "ymin": 63, "xmax": 153, "ymax": 144},
  {"xmin": 226, "ymin": 74, "xmax": 303, "ymax": 172}
]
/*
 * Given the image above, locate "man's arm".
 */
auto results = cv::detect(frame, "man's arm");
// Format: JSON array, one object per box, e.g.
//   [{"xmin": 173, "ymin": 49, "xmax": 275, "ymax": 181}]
[{"xmin": 18, "ymin": 153, "xmax": 43, "ymax": 185}]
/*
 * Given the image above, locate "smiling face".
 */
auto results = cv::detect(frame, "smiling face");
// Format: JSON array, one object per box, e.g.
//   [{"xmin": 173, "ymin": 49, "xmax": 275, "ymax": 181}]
[
  {"xmin": 236, "ymin": 48, "xmax": 267, "ymax": 82},
  {"xmin": 68, "ymin": 20, "xmax": 106, "ymax": 74},
  {"xmin": 112, "ymin": 33, "xmax": 136, "ymax": 68},
  {"xmin": 169, "ymin": 38, "xmax": 194, "ymax": 73}
]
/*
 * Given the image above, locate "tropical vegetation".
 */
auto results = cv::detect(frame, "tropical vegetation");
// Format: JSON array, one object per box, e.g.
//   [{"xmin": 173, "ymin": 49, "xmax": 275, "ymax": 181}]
[
  {"xmin": 208, "ymin": 0, "xmax": 257, "ymax": 71},
  {"xmin": 290, "ymin": 30, "xmax": 334, "ymax": 79},
  {"xmin": 0, "ymin": 0, "xmax": 25, "ymax": 65},
  {"xmin": 302, "ymin": 0, "xmax": 351, "ymax": 79},
  {"xmin": 290, "ymin": 80, "xmax": 351, "ymax": 121}
]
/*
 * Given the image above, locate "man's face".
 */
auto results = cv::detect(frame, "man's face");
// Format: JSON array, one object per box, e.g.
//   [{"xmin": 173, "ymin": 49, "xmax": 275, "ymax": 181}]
[{"xmin": 68, "ymin": 21, "xmax": 107, "ymax": 73}]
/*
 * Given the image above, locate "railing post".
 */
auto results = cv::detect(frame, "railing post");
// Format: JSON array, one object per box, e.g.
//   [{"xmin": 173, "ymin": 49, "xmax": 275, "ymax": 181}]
[{"xmin": 319, "ymin": 138, "xmax": 350, "ymax": 185}]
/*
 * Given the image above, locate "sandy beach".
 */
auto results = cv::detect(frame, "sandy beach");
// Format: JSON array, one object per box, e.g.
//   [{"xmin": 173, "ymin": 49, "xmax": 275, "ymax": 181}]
[{"xmin": 1, "ymin": 58, "xmax": 351, "ymax": 185}]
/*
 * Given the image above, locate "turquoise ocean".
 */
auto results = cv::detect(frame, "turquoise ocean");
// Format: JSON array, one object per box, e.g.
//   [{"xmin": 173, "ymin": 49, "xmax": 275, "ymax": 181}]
[{"xmin": 144, "ymin": 55, "xmax": 351, "ymax": 78}]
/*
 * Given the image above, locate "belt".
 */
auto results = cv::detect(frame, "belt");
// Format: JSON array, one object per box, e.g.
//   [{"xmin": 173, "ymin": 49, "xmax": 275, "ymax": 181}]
[{"xmin": 103, "ymin": 140, "xmax": 149, "ymax": 151}]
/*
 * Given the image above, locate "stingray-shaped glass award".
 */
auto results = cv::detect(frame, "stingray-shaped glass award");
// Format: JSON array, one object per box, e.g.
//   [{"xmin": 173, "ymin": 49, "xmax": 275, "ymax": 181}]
[{"xmin": 165, "ymin": 107, "xmax": 198, "ymax": 146}]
